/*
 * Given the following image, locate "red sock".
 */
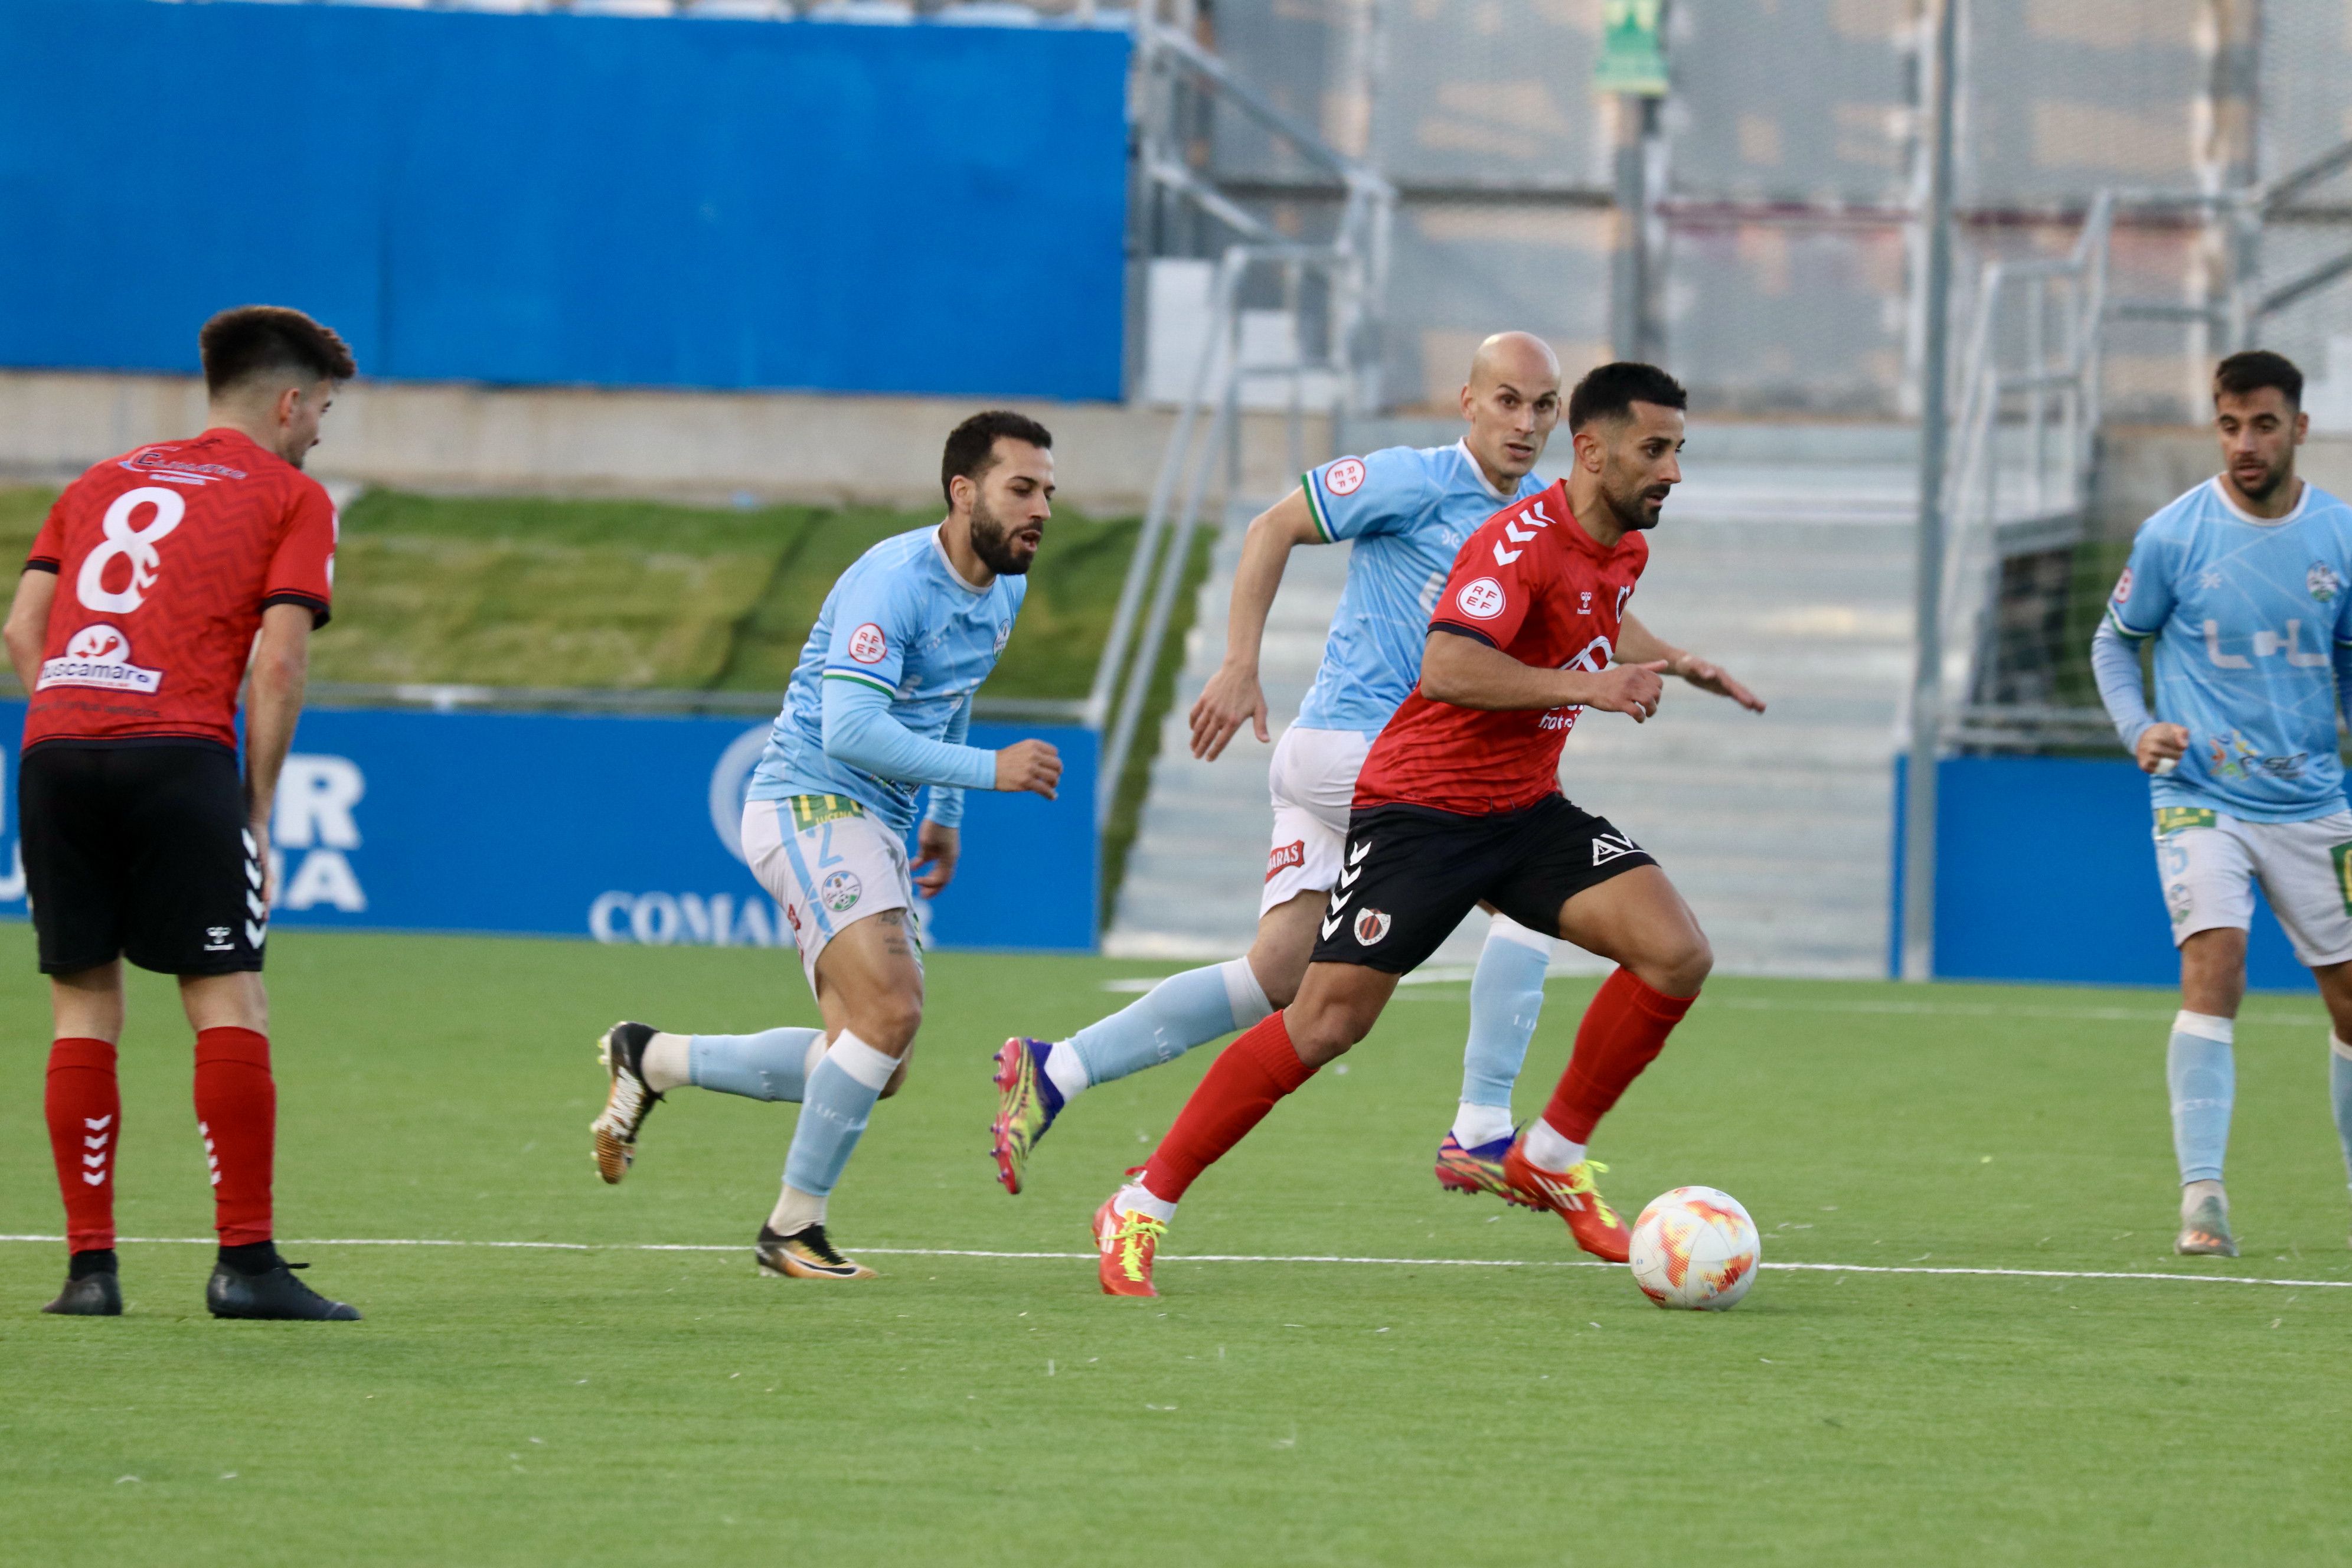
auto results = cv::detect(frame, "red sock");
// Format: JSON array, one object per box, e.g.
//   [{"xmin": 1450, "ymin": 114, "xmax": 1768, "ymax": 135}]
[
  {"xmin": 45, "ymin": 1037, "xmax": 120, "ymax": 1254},
  {"xmin": 1542, "ymin": 968, "xmax": 1695, "ymax": 1144},
  {"xmin": 1141, "ymin": 1010, "xmax": 1319, "ymax": 1203},
  {"xmin": 194, "ymin": 1027, "xmax": 275, "ymax": 1246}
]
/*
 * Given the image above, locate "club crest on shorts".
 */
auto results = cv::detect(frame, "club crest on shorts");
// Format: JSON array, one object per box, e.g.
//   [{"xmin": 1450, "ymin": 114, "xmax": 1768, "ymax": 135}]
[
  {"xmin": 1353, "ymin": 907, "xmax": 1391, "ymax": 946},
  {"xmin": 821, "ymin": 870, "xmax": 863, "ymax": 912}
]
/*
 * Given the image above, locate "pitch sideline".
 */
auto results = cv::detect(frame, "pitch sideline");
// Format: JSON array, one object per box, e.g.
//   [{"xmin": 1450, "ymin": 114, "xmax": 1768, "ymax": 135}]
[{"xmin": 1, "ymin": 1234, "xmax": 2343, "ymax": 1291}]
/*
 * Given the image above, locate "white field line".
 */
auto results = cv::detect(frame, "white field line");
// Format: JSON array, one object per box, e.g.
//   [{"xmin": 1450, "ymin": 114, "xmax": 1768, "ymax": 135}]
[
  {"xmin": 2, "ymin": 1234, "xmax": 2345, "ymax": 1291},
  {"xmin": 1100, "ymin": 976, "xmax": 2327, "ymax": 1028}
]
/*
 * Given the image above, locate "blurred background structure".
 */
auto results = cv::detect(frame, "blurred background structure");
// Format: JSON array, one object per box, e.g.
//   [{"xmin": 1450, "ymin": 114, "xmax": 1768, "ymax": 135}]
[{"xmin": 7, "ymin": 0, "xmax": 2352, "ymax": 985}]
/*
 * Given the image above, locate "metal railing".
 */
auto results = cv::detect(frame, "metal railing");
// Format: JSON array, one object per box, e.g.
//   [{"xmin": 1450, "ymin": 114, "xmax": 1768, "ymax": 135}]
[
  {"xmin": 1938, "ymin": 142, "xmax": 2352, "ymax": 752},
  {"xmin": 1086, "ymin": 5, "xmax": 1394, "ymax": 825},
  {"xmin": 1934, "ymin": 191, "xmax": 2112, "ymax": 741}
]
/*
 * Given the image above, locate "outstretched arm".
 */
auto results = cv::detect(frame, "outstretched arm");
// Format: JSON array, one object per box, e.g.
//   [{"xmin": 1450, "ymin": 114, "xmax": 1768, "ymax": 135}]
[
  {"xmin": 1617, "ymin": 610, "xmax": 1765, "ymax": 713},
  {"xmin": 1419, "ymin": 629, "xmax": 1667, "ymax": 720},
  {"xmin": 821, "ymin": 678, "xmax": 1059, "ymax": 797},
  {"xmin": 1187, "ymin": 488, "xmax": 1324, "ymax": 760}
]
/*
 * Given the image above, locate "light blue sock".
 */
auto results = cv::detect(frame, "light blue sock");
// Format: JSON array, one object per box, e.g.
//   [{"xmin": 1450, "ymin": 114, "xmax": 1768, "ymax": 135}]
[
  {"xmin": 690, "ymin": 1027, "xmax": 824, "ymax": 1103},
  {"xmin": 1062, "ymin": 958, "xmax": 1271, "ymax": 1095},
  {"xmin": 2330, "ymin": 1035, "xmax": 2352, "ymax": 1193},
  {"xmin": 2167, "ymin": 1011, "xmax": 2235, "ymax": 1185},
  {"xmin": 1460, "ymin": 916, "xmax": 1552, "ymax": 1121},
  {"xmin": 781, "ymin": 1034, "xmax": 897, "ymax": 1198}
]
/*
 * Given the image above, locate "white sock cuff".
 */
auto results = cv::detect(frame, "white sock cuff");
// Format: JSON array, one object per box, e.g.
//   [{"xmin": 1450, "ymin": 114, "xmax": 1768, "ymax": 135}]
[
  {"xmin": 805, "ymin": 1037, "xmax": 829, "ymax": 1082},
  {"xmin": 1484, "ymin": 912, "xmax": 1556, "ymax": 957},
  {"xmin": 825, "ymin": 1030, "xmax": 900, "ymax": 1092},
  {"xmin": 1122, "ymin": 1182, "xmax": 1178, "ymax": 1223},
  {"xmin": 2174, "ymin": 1011, "xmax": 2235, "ymax": 1045},
  {"xmin": 2331, "ymin": 1034, "xmax": 2352, "ymax": 1063},
  {"xmin": 1220, "ymin": 958, "xmax": 1274, "ymax": 1029},
  {"xmin": 1522, "ymin": 1118, "xmax": 1585, "ymax": 1173}
]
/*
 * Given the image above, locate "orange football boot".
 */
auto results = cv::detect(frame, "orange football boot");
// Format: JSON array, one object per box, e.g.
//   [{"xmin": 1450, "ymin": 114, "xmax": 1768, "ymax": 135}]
[
  {"xmin": 1094, "ymin": 1189, "xmax": 1166, "ymax": 1297},
  {"xmin": 1501, "ymin": 1142, "xmax": 1631, "ymax": 1263}
]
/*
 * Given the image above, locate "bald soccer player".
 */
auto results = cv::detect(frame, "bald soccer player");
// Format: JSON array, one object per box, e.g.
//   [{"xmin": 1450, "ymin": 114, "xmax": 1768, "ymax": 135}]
[{"xmin": 991, "ymin": 335, "xmax": 1760, "ymax": 1204}]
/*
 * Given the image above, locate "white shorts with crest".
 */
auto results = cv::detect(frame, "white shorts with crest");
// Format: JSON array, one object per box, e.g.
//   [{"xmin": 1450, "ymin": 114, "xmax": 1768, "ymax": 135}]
[
  {"xmin": 741, "ymin": 793, "xmax": 921, "ymax": 998},
  {"xmin": 2152, "ymin": 806, "xmax": 2352, "ymax": 968}
]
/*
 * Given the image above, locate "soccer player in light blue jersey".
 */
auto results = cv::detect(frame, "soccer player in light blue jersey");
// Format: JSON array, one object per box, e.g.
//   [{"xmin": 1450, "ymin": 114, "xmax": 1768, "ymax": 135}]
[
  {"xmin": 991, "ymin": 334, "xmax": 1760, "ymax": 1201},
  {"xmin": 2093, "ymin": 350, "xmax": 2352, "ymax": 1257},
  {"xmin": 589, "ymin": 411, "xmax": 1065, "ymax": 1280}
]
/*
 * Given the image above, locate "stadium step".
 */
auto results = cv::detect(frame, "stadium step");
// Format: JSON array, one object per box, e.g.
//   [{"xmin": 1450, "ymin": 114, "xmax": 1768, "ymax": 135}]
[{"xmin": 1103, "ymin": 431, "xmax": 1918, "ymax": 979}]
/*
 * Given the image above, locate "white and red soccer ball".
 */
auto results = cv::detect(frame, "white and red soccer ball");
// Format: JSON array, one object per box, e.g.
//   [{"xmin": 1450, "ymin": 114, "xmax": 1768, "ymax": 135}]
[{"xmin": 1628, "ymin": 1186, "xmax": 1759, "ymax": 1311}]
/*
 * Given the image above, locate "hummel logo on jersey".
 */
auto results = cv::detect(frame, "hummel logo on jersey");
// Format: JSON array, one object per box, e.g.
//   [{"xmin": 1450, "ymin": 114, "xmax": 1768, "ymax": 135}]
[
  {"xmin": 1592, "ymin": 832, "xmax": 1640, "ymax": 866},
  {"xmin": 1578, "ymin": 590, "xmax": 1593, "ymax": 615}
]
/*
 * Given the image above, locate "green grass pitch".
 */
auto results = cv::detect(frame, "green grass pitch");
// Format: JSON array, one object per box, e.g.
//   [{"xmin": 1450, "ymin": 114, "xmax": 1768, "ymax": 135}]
[{"xmin": 6, "ymin": 926, "xmax": 2352, "ymax": 1566}]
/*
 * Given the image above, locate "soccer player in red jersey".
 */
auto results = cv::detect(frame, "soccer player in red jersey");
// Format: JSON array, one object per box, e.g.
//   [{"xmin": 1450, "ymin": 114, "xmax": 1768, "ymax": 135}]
[
  {"xmin": 4, "ymin": 306, "xmax": 360, "ymax": 1320},
  {"xmin": 1093, "ymin": 362, "xmax": 1760, "ymax": 1295}
]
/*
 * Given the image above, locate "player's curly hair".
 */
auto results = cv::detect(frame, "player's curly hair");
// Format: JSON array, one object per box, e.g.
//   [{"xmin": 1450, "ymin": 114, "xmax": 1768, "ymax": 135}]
[
  {"xmin": 200, "ymin": 306, "xmax": 357, "ymax": 397},
  {"xmin": 2214, "ymin": 349, "xmax": 2302, "ymax": 410},
  {"xmin": 942, "ymin": 410, "xmax": 1053, "ymax": 507},
  {"xmin": 1567, "ymin": 361, "xmax": 1687, "ymax": 432}
]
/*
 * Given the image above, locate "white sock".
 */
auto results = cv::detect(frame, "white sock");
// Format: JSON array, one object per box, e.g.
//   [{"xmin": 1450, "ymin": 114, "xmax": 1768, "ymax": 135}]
[
  {"xmin": 769, "ymin": 1184, "xmax": 826, "ymax": 1234},
  {"xmin": 1452, "ymin": 1100, "xmax": 1515, "ymax": 1148},
  {"xmin": 805, "ymin": 1036, "xmax": 829, "ymax": 1083},
  {"xmin": 1118, "ymin": 1182, "xmax": 1178, "ymax": 1223},
  {"xmin": 1221, "ymin": 956, "xmax": 1274, "ymax": 1030},
  {"xmin": 641, "ymin": 1031, "xmax": 692, "ymax": 1093},
  {"xmin": 1522, "ymin": 1118, "xmax": 1586, "ymax": 1173},
  {"xmin": 825, "ymin": 1031, "xmax": 901, "ymax": 1092},
  {"xmin": 1043, "ymin": 1040, "xmax": 1092, "ymax": 1103}
]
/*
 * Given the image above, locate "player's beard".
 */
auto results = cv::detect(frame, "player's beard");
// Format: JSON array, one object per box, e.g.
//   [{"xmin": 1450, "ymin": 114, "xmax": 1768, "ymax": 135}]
[
  {"xmin": 968, "ymin": 494, "xmax": 1037, "ymax": 576},
  {"xmin": 1604, "ymin": 473, "xmax": 1671, "ymax": 533},
  {"xmin": 2232, "ymin": 453, "xmax": 2292, "ymax": 504}
]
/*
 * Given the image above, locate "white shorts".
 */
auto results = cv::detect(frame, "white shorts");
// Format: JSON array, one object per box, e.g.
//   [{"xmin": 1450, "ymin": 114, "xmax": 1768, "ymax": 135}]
[
  {"xmin": 1260, "ymin": 724, "xmax": 1371, "ymax": 916},
  {"xmin": 2153, "ymin": 807, "xmax": 2352, "ymax": 967},
  {"xmin": 741, "ymin": 793, "xmax": 921, "ymax": 997}
]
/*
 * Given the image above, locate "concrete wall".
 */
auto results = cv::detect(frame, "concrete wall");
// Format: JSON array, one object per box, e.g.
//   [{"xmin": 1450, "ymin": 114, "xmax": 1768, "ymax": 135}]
[
  {"xmin": 0, "ymin": 371, "xmax": 1331, "ymax": 517},
  {"xmin": 2095, "ymin": 425, "xmax": 2352, "ymax": 541}
]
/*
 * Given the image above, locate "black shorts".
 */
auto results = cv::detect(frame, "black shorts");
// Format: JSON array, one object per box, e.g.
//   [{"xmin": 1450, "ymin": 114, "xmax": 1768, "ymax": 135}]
[
  {"xmin": 1309, "ymin": 796, "xmax": 1657, "ymax": 975},
  {"xmin": 21, "ymin": 741, "xmax": 266, "ymax": 976}
]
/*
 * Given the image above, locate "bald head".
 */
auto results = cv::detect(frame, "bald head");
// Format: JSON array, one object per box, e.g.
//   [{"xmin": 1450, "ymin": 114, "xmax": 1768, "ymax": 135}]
[
  {"xmin": 1458, "ymin": 331, "xmax": 1563, "ymax": 489},
  {"xmin": 1468, "ymin": 331, "xmax": 1560, "ymax": 393}
]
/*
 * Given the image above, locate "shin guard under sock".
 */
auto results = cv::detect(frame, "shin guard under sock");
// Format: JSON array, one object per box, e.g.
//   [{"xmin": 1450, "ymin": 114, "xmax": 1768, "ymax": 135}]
[
  {"xmin": 45, "ymin": 1037, "xmax": 119, "ymax": 1255},
  {"xmin": 193, "ymin": 1027, "xmax": 275, "ymax": 1247},
  {"xmin": 1140, "ymin": 1010, "xmax": 1318, "ymax": 1203},
  {"xmin": 1541, "ymin": 968, "xmax": 1694, "ymax": 1144}
]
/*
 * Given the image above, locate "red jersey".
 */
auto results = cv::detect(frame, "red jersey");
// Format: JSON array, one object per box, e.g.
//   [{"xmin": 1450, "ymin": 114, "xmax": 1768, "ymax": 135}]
[
  {"xmin": 25, "ymin": 430, "xmax": 336, "ymax": 752},
  {"xmin": 1353, "ymin": 479, "xmax": 1648, "ymax": 816}
]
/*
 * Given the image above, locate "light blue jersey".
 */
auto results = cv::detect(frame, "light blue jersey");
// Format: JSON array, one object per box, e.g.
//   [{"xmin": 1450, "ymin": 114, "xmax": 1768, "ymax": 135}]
[
  {"xmin": 2106, "ymin": 476, "xmax": 2352, "ymax": 822},
  {"xmin": 749, "ymin": 525, "xmax": 1023, "ymax": 834},
  {"xmin": 1295, "ymin": 440, "xmax": 1546, "ymax": 733}
]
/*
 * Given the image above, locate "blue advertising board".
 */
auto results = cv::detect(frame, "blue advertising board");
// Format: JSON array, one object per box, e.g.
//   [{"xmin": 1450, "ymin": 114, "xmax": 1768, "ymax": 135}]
[
  {"xmin": 0, "ymin": 703, "xmax": 1097, "ymax": 953},
  {"xmin": 0, "ymin": 0, "xmax": 1129, "ymax": 400},
  {"xmin": 1891, "ymin": 754, "xmax": 2316, "ymax": 991}
]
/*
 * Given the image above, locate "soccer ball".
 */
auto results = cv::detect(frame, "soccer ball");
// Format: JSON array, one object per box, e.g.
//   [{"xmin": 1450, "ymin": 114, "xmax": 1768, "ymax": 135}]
[{"xmin": 1628, "ymin": 1186, "xmax": 1760, "ymax": 1311}]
